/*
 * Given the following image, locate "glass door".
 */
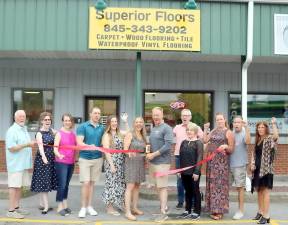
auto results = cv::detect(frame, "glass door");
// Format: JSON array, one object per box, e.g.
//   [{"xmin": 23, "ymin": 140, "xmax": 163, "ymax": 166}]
[{"xmin": 85, "ymin": 96, "xmax": 120, "ymax": 127}]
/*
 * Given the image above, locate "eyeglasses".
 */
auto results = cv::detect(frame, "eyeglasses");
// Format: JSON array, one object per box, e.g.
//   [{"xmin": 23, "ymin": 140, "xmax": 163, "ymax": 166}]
[{"xmin": 43, "ymin": 118, "xmax": 51, "ymax": 121}]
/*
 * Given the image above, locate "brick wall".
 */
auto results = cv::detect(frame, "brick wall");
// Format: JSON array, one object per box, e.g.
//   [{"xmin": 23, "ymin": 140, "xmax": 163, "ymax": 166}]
[
  {"xmin": 0, "ymin": 140, "xmax": 80, "ymax": 173},
  {"xmin": 0, "ymin": 140, "xmax": 287, "ymax": 174}
]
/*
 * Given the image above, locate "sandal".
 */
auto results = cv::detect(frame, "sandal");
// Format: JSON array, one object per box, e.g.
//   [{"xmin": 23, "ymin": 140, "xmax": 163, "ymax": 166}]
[
  {"xmin": 125, "ymin": 213, "xmax": 137, "ymax": 221},
  {"xmin": 131, "ymin": 208, "xmax": 144, "ymax": 215},
  {"xmin": 210, "ymin": 214, "xmax": 222, "ymax": 220},
  {"xmin": 107, "ymin": 210, "xmax": 120, "ymax": 216}
]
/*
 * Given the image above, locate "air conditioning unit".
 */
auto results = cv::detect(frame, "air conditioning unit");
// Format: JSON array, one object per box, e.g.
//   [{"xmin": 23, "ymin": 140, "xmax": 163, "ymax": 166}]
[{"xmin": 274, "ymin": 14, "xmax": 288, "ymax": 55}]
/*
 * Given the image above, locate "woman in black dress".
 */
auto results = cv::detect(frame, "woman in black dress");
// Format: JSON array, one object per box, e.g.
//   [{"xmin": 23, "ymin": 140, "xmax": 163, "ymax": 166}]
[
  {"xmin": 251, "ymin": 117, "xmax": 278, "ymax": 224},
  {"xmin": 31, "ymin": 112, "xmax": 57, "ymax": 214}
]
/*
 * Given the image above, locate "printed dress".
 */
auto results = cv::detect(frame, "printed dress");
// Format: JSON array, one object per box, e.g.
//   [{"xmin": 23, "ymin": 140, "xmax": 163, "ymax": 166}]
[
  {"xmin": 124, "ymin": 136, "xmax": 146, "ymax": 184},
  {"xmin": 102, "ymin": 134, "xmax": 126, "ymax": 209},
  {"xmin": 31, "ymin": 130, "xmax": 57, "ymax": 192},
  {"xmin": 205, "ymin": 128, "xmax": 229, "ymax": 214},
  {"xmin": 251, "ymin": 141, "xmax": 273, "ymax": 193}
]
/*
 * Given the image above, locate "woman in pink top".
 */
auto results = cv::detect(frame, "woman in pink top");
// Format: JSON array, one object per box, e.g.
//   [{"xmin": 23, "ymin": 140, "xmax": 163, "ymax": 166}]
[{"xmin": 53, "ymin": 113, "xmax": 77, "ymax": 216}]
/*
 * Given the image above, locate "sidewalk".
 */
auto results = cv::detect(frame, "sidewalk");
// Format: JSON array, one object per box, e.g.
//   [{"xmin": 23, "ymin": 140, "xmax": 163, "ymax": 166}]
[{"xmin": 0, "ymin": 172, "xmax": 287, "ymax": 202}]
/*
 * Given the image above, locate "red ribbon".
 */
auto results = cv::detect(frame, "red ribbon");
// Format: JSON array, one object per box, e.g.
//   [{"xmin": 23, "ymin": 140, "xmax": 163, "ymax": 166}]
[
  {"xmin": 43, "ymin": 144, "xmax": 143, "ymax": 154},
  {"xmin": 154, "ymin": 148, "xmax": 222, "ymax": 177}
]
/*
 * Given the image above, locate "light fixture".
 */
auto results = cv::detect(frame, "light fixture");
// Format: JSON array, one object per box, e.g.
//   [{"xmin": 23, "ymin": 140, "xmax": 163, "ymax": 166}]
[
  {"xmin": 184, "ymin": 0, "xmax": 197, "ymax": 10},
  {"xmin": 95, "ymin": 0, "xmax": 107, "ymax": 11},
  {"xmin": 24, "ymin": 91, "xmax": 40, "ymax": 94}
]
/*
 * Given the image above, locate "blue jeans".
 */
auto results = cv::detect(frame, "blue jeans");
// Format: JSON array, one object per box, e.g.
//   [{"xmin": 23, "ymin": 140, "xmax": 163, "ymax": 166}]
[
  {"xmin": 175, "ymin": 156, "xmax": 184, "ymax": 204},
  {"xmin": 55, "ymin": 162, "xmax": 74, "ymax": 202}
]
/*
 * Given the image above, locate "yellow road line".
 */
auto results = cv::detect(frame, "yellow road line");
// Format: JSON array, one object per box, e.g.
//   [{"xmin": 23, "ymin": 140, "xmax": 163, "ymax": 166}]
[
  {"xmin": 0, "ymin": 218, "xmax": 88, "ymax": 224},
  {"xmin": 102, "ymin": 220, "xmax": 263, "ymax": 224},
  {"xmin": 270, "ymin": 220, "xmax": 279, "ymax": 225},
  {"xmin": 0, "ymin": 218, "xmax": 288, "ymax": 224}
]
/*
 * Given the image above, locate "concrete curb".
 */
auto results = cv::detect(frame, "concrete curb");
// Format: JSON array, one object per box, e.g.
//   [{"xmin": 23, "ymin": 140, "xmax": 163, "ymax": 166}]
[
  {"xmin": 0, "ymin": 185, "xmax": 35, "ymax": 199},
  {"xmin": 139, "ymin": 186, "xmax": 288, "ymax": 203}
]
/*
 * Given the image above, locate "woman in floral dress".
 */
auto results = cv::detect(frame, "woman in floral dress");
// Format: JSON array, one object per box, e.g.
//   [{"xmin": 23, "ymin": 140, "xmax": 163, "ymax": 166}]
[
  {"xmin": 203, "ymin": 113, "xmax": 234, "ymax": 220},
  {"xmin": 102, "ymin": 115, "xmax": 127, "ymax": 216}
]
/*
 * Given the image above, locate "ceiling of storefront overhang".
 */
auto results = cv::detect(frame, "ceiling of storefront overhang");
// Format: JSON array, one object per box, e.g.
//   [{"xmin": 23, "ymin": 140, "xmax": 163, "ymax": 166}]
[{"xmin": 0, "ymin": 50, "xmax": 287, "ymax": 64}]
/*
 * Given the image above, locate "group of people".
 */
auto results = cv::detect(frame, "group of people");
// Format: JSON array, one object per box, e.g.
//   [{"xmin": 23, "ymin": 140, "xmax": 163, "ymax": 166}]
[
  {"xmin": 174, "ymin": 109, "xmax": 278, "ymax": 224},
  {"xmin": 5, "ymin": 107, "xmax": 278, "ymax": 224}
]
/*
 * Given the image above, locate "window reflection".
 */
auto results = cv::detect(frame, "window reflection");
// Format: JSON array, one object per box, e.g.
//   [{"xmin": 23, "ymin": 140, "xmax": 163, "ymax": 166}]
[
  {"xmin": 144, "ymin": 91, "xmax": 212, "ymax": 134},
  {"xmin": 13, "ymin": 89, "xmax": 54, "ymax": 132},
  {"xmin": 229, "ymin": 93, "xmax": 288, "ymax": 135}
]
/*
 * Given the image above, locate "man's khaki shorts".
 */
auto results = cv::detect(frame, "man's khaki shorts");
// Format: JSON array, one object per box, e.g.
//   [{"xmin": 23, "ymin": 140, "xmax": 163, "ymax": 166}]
[
  {"xmin": 230, "ymin": 166, "xmax": 246, "ymax": 187},
  {"xmin": 149, "ymin": 163, "xmax": 170, "ymax": 188},
  {"xmin": 8, "ymin": 170, "xmax": 31, "ymax": 188},
  {"xmin": 79, "ymin": 158, "xmax": 103, "ymax": 183}
]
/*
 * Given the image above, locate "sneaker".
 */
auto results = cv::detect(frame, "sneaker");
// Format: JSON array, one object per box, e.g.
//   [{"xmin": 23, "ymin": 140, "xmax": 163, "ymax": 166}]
[
  {"xmin": 6, "ymin": 211, "xmax": 25, "ymax": 219},
  {"xmin": 65, "ymin": 208, "xmax": 72, "ymax": 214},
  {"xmin": 190, "ymin": 213, "xmax": 200, "ymax": 220},
  {"xmin": 233, "ymin": 211, "xmax": 244, "ymax": 220},
  {"xmin": 87, "ymin": 206, "xmax": 98, "ymax": 216},
  {"xmin": 176, "ymin": 211, "xmax": 190, "ymax": 219},
  {"xmin": 164, "ymin": 205, "xmax": 170, "ymax": 214},
  {"xmin": 15, "ymin": 208, "xmax": 30, "ymax": 215},
  {"xmin": 78, "ymin": 208, "xmax": 86, "ymax": 218},
  {"xmin": 176, "ymin": 202, "xmax": 183, "ymax": 210},
  {"xmin": 154, "ymin": 213, "xmax": 168, "ymax": 222}
]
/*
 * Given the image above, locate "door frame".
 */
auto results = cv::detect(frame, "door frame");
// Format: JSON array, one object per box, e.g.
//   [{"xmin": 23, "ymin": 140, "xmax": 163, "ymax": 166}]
[{"xmin": 84, "ymin": 96, "xmax": 120, "ymax": 121}]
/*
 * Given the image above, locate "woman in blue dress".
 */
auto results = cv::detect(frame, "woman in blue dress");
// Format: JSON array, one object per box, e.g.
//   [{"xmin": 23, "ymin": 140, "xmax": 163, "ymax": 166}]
[{"xmin": 31, "ymin": 112, "xmax": 57, "ymax": 214}]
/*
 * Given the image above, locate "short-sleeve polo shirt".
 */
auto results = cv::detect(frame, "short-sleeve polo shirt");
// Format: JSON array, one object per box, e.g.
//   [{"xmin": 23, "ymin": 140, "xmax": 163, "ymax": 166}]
[
  {"xmin": 5, "ymin": 123, "xmax": 32, "ymax": 172},
  {"xmin": 76, "ymin": 121, "xmax": 105, "ymax": 160}
]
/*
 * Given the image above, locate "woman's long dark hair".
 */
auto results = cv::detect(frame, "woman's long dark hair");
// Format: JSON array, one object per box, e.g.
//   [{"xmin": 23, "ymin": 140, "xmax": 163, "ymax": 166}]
[{"xmin": 255, "ymin": 121, "xmax": 269, "ymax": 144}]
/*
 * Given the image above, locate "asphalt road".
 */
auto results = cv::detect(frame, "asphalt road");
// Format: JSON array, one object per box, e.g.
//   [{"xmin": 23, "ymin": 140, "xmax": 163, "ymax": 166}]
[{"xmin": 0, "ymin": 186, "xmax": 287, "ymax": 225}]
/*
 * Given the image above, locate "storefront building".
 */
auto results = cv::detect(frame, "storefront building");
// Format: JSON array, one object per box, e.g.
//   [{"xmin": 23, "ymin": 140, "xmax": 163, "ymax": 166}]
[{"xmin": 0, "ymin": 0, "xmax": 287, "ymax": 174}]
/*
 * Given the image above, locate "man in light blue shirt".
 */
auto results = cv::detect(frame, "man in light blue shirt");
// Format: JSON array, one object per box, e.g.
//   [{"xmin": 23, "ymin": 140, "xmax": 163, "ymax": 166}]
[{"xmin": 5, "ymin": 110, "xmax": 35, "ymax": 219}]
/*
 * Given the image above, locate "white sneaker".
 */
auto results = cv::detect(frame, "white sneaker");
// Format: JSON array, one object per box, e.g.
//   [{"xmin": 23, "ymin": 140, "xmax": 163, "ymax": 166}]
[
  {"xmin": 6, "ymin": 211, "xmax": 25, "ymax": 219},
  {"xmin": 233, "ymin": 211, "xmax": 244, "ymax": 220},
  {"xmin": 16, "ymin": 208, "xmax": 30, "ymax": 215},
  {"xmin": 154, "ymin": 213, "xmax": 168, "ymax": 222},
  {"xmin": 78, "ymin": 208, "xmax": 86, "ymax": 218},
  {"xmin": 87, "ymin": 206, "xmax": 98, "ymax": 216}
]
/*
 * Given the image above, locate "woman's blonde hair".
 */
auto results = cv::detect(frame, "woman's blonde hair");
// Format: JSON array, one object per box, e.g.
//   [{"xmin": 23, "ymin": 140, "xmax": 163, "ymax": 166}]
[
  {"xmin": 132, "ymin": 117, "xmax": 147, "ymax": 143},
  {"xmin": 103, "ymin": 115, "xmax": 120, "ymax": 148},
  {"xmin": 186, "ymin": 122, "xmax": 198, "ymax": 133}
]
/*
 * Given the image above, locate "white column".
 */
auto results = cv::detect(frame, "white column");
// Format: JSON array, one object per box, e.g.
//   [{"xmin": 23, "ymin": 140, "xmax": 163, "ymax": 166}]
[{"xmin": 241, "ymin": 0, "xmax": 254, "ymax": 120}]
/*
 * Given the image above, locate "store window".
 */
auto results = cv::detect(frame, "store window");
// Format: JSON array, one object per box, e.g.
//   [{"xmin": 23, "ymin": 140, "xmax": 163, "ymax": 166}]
[
  {"xmin": 229, "ymin": 93, "xmax": 288, "ymax": 136},
  {"xmin": 144, "ymin": 91, "xmax": 212, "ymax": 134},
  {"xmin": 13, "ymin": 89, "xmax": 54, "ymax": 132}
]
